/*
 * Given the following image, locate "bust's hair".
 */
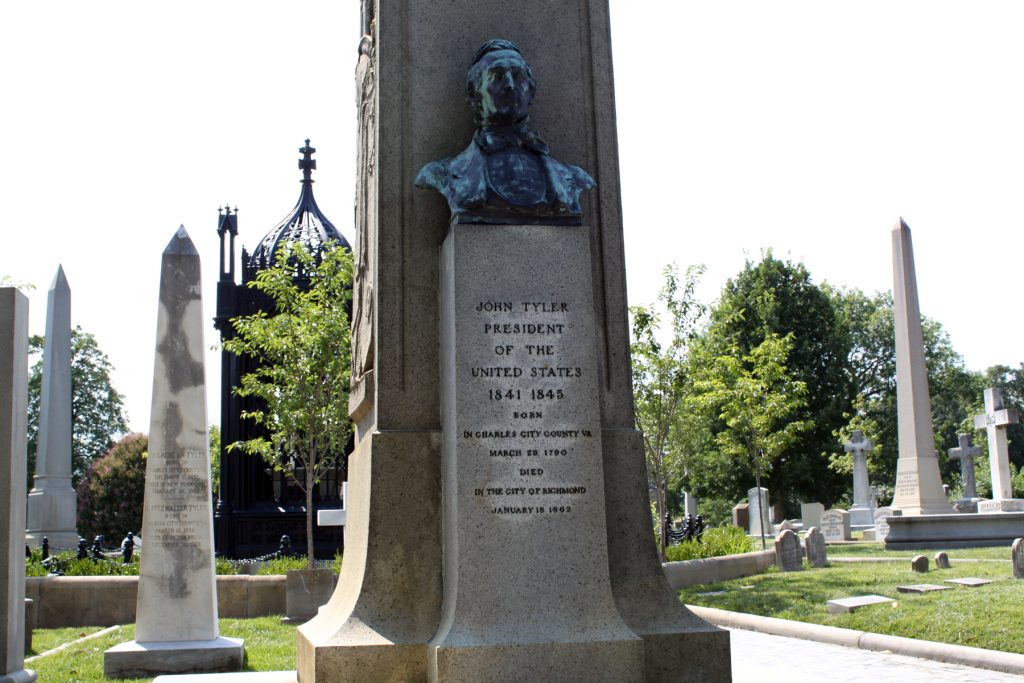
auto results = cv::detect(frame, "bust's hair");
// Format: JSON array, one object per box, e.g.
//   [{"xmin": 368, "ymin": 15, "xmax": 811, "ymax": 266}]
[{"xmin": 466, "ymin": 39, "xmax": 537, "ymax": 124}]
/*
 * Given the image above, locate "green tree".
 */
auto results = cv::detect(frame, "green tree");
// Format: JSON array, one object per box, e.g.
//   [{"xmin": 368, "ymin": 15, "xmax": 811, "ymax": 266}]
[
  {"xmin": 223, "ymin": 243, "xmax": 353, "ymax": 568},
  {"xmin": 630, "ymin": 264, "xmax": 708, "ymax": 560},
  {"xmin": 705, "ymin": 254, "xmax": 850, "ymax": 511},
  {"xmin": 208, "ymin": 424, "xmax": 221, "ymax": 497},
  {"xmin": 77, "ymin": 433, "xmax": 147, "ymax": 543},
  {"xmin": 694, "ymin": 333, "xmax": 810, "ymax": 548},
  {"xmin": 28, "ymin": 328, "xmax": 129, "ymax": 489}
]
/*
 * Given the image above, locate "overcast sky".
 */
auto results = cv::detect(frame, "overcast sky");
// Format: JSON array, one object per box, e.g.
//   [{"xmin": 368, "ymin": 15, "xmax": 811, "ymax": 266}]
[{"xmin": 3, "ymin": 1, "xmax": 1023, "ymax": 433}]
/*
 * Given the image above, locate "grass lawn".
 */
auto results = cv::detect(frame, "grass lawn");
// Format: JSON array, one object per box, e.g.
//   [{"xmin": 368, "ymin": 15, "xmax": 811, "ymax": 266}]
[
  {"xmin": 28, "ymin": 625, "xmax": 105, "ymax": 657},
  {"xmin": 827, "ymin": 542, "xmax": 1011, "ymax": 560},
  {"xmin": 681, "ymin": 557, "xmax": 1024, "ymax": 653},
  {"xmin": 30, "ymin": 617, "xmax": 298, "ymax": 682}
]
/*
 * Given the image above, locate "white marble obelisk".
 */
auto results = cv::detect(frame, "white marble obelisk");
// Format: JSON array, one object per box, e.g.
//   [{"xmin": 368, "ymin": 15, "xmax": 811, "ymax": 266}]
[
  {"xmin": 889, "ymin": 220, "xmax": 953, "ymax": 516},
  {"xmin": 104, "ymin": 227, "xmax": 242, "ymax": 678},
  {"xmin": 25, "ymin": 266, "xmax": 78, "ymax": 549},
  {"xmin": 1, "ymin": 289, "xmax": 38, "ymax": 683}
]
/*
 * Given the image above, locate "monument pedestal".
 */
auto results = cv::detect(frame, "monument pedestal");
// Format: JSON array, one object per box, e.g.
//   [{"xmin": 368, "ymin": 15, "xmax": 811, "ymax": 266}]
[
  {"xmin": 104, "ymin": 637, "xmax": 244, "ymax": 678},
  {"xmin": 848, "ymin": 505, "xmax": 875, "ymax": 528},
  {"xmin": 25, "ymin": 482, "xmax": 79, "ymax": 549},
  {"xmin": 884, "ymin": 512, "xmax": 1024, "ymax": 549},
  {"xmin": 977, "ymin": 499, "xmax": 1024, "ymax": 513}
]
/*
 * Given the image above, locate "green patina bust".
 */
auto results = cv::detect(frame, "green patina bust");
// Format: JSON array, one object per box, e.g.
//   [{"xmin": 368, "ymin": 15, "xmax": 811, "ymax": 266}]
[{"xmin": 416, "ymin": 39, "xmax": 596, "ymax": 226}]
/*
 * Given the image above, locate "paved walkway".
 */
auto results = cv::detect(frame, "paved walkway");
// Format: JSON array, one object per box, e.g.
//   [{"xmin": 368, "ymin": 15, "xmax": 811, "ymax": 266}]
[{"xmin": 729, "ymin": 627, "xmax": 1019, "ymax": 682}]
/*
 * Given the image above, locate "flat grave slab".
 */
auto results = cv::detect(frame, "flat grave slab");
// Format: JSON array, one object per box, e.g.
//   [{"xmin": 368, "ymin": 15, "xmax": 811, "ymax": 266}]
[
  {"xmin": 896, "ymin": 584, "xmax": 949, "ymax": 594},
  {"xmin": 825, "ymin": 595, "xmax": 896, "ymax": 614},
  {"xmin": 943, "ymin": 578, "xmax": 992, "ymax": 587},
  {"xmin": 153, "ymin": 672, "xmax": 296, "ymax": 683}
]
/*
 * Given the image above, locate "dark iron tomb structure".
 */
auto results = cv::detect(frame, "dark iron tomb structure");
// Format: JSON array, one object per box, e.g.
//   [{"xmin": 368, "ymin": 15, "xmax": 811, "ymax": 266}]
[{"xmin": 213, "ymin": 140, "xmax": 351, "ymax": 559}]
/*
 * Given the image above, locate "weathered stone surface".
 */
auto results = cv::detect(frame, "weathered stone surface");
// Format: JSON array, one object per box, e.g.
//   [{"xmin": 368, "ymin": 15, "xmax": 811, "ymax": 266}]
[
  {"xmin": 25, "ymin": 267, "xmax": 77, "ymax": 550},
  {"xmin": 974, "ymin": 388, "xmax": 1021, "ymax": 505},
  {"xmin": 911, "ymin": 555, "xmax": 929, "ymax": 573},
  {"xmin": 774, "ymin": 530, "xmax": 802, "ymax": 572},
  {"xmin": 821, "ymin": 509, "xmax": 851, "ymax": 542},
  {"xmin": 933, "ymin": 552, "xmax": 950, "ymax": 569},
  {"xmin": 748, "ymin": 487, "xmax": 771, "ymax": 537},
  {"xmin": 153, "ymin": 673, "xmax": 294, "ymax": 683},
  {"xmin": 948, "ymin": 434, "xmax": 981, "ymax": 501},
  {"xmin": 800, "ymin": 502, "xmax": 824, "ymax": 530},
  {"xmin": 890, "ymin": 220, "xmax": 954, "ymax": 516},
  {"xmin": 825, "ymin": 595, "xmax": 895, "ymax": 614},
  {"xmin": 298, "ymin": 2, "xmax": 730, "ymax": 681},
  {"xmin": 804, "ymin": 527, "xmax": 827, "ymax": 568},
  {"xmin": 883, "ymin": 511, "xmax": 1024, "ymax": 549},
  {"xmin": 283, "ymin": 569, "xmax": 334, "ymax": 624},
  {"xmin": 844, "ymin": 431, "xmax": 875, "ymax": 527},
  {"xmin": 1013, "ymin": 538, "xmax": 1024, "ymax": 579},
  {"xmin": 896, "ymin": 584, "xmax": 949, "ymax": 594},
  {"xmin": 732, "ymin": 503, "xmax": 749, "ymax": 530},
  {"xmin": 943, "ymin": 578, "xmax": 992, "ymax": 587},
  {"xmin": 0, "ymin": 289, "xmax": 36, "ymax": 682},
  {"xmin": 105, "ymin": 228, "xmax": 237, "ymax": 677}
]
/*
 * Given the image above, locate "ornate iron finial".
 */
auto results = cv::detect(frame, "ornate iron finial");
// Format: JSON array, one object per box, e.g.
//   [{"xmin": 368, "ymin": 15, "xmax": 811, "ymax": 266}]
[{"xmin": 299, "ymin": 139, "xmax": 316, "ymax": 184}]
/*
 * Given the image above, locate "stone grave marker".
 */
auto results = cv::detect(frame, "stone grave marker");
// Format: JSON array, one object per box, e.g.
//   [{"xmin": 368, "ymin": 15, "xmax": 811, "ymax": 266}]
[
  {"xmin": 896, "ymin": 584, "xmax": 949, "ymax": 594},
  {"xmin": 890, "ymin": 220, "xmax": 954, "ymax": 516},
  {"xmin": 873, "ymin": 507, "xmax": 898, "ymax": 541},
  {"xmin": 774, "ymin": 529, "xmax": 803, "ymax": 572},
  {"xmin": 25, "ymin": 267, "xmax": 79, "ymax": 550},
  {"xmin": 104, "ymin": 228, "xmax": 243, "ymax": 678},
  {"xmin": 974, "ymin": 388, "xmax": 1024, "ymax": 512},
  {"xmin": 1013, "ymin": 538, "xmax": 1024, "ymax": 579},
  {"xmin": 732, "ymin": 503, "xmax": 749, "ymax": 531},
  {"xmin": 911, "ymin": 555, "xmax": 929, "ymax": 572},
  {"xmin": 947, "ymin": 434, "xmax": 981, "ymax": 510},
  {"xmin": 296, "ymin": 10, "xmax": 730, "ymax": 680},
  {"xmin": 933, "ymin": 552, "xmax": 950, "ymax": 569},
  {"xmin": 0, "ymin": 288, "xmax": 37, "ymax": 683},
  {"xmin": 748, "ymin": 487, "xmax": 771, "ymax": 537},
  {"xmin": 820, "ymin": 509, "xmax": 851, "ymax": 542},
  {"xmin": 800, "ymin": 502, "xmax": 824, "ymax": 530},
  {"xmin": 774, "ymin": 519, "xmax": 798, "ymax": 535},
  {"xmin": 944, "ymin": 578, "xmax": 992, "ymax": 587},
  {"xmin": 826, "ymin": 595, "xmax": 895, "ymax": 614},
  {"xmin": 844, "ymin": 431, "xmax": 875, "ymax": 527},
  {"xmin": 804, "ymin": 527, "xmax": 827, "ymax": 568}
]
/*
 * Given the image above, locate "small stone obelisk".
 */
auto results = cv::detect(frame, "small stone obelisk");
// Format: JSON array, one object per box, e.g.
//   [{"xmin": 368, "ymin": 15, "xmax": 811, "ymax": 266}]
[
  {"xmin": 889, "ymin": 220, "xmax": 953, "ymax": 515},
  {"xmin": 0, "ymin": 289, "xmax": 37, "ymax": 683},
  {"xmin": 104, "ymin": 227, "xmax": 242, "ymax": 678},
  {"xmin": 25, "ymin": 266, "xmax": 78, "ymax": 549}
]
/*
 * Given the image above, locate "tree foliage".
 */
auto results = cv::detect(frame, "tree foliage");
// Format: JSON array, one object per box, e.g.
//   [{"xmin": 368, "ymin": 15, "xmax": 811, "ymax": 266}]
[
  {"xmin": 28, "ymin": 327, "xmax": 128, "ymax": 489},
  {"xmin": 630, "ymin": 264, "xmax": 708, "ymax": 560},
  {"xmin": 77, "ymin": 433, "xmax": 147, "ymax": 543},
  {"xmin": 223, "ymin": 243, "xmax": 353, "ymax": 568}
]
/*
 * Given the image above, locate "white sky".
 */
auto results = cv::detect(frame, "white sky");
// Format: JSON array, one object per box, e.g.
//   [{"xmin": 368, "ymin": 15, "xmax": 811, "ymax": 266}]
[{"xmin": 3, "ymin": 1, "xmax": 1023, "ymax": 433}]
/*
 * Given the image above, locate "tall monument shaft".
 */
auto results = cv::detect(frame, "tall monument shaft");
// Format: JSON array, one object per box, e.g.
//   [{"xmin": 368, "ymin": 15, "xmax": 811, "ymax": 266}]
[{"xmin": 890, "ymin": 220, "xmax": 952, "ymax": 515}]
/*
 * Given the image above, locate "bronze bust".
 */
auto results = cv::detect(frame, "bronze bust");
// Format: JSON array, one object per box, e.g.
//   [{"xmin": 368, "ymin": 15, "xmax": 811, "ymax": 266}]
[{"xmin": 416, "ymin": 39, "xmax": 595, "ymax": 225}]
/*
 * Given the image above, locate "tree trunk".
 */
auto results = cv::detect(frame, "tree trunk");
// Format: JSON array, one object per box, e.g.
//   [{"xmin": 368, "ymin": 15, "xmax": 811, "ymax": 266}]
[
  {"xmin": 306, "ymin": 463, "xmax": 315, "ymax": 569},
  {"xmin": 658, "ymin": 484, "xmax": 668, "ymax": 561}
]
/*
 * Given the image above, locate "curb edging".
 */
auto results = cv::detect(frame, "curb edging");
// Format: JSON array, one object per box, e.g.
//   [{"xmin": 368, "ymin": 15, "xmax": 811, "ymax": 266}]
[{"xmin": 687, "ymin": 604, "xmax": 1024, "ymax": 676}]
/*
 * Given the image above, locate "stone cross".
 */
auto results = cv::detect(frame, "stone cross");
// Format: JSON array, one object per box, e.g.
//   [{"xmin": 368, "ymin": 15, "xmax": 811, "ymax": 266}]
[
  {"xmin": 844, "ymin": 430, "xmax": 874, "ymax": 526},
  {"xmin": 26, "ymin": 266, "xmax": 79, "ymax": 549},
  {"xmin": 947, "ymin": 434, "xmax": 980, "ymax": 500},
  {"xmin": 0, "ymin": 289, "xmax": 36, "ymax": 682},
  {"xmin": 973, "ymin": 388, "xmax": 1019, "ymax": 501}
]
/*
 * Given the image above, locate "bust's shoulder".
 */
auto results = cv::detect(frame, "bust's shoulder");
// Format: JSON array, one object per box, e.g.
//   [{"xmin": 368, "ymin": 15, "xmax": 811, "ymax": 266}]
[
  {"xmin": 546, "ymin": 156, "xmax": 596, "ymax": 193},
  {"xmin": 416, "ymin": 143, "xmax": 484, "ymax": 189}
]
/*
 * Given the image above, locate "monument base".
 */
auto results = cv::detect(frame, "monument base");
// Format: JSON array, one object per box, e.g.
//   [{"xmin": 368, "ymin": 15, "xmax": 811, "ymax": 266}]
[
  {"xmin": 26, "ymin": 481, "xmax": 78, "ymax": 550},
  {"xmin": 953, "ymin": 498, "xmax": 982, "ymax": 514},
  {"xmin": 848, "ymin": 506, "xmax": 875, "ymax": 527},
  {"xmin": 0, "ymin": 670, "xmax": 37, "ymax": 683},
  {"xmin": 430, "ymin": 639, "xmax": 642, "ymax": 682},
  {"xmin": 977, "ymin": 499, "xmax": 1024, "ymax": 513},
  {"xmin": 103, "ymin": 637, "xmax": 244, "ymax": 678},
  {"xmin": 884, "ymin": 512, "xmax": 1024, "ymax": 549},
  {"xmin": 24, "ymin": 530, "xmax": 79, "ymax": 551}
]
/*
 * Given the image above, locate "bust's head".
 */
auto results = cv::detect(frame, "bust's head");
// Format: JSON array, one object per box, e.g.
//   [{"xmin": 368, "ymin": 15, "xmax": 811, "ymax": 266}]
[{"xmin": 466, "ymin": 39, "xmax": 537, "ymax": 127}]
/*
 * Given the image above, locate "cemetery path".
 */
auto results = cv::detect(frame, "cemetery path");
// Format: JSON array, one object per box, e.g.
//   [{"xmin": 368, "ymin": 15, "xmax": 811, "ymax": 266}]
[{"xmin": 729, "ymin": 627, "xmax": 1019, "ymax": 682}]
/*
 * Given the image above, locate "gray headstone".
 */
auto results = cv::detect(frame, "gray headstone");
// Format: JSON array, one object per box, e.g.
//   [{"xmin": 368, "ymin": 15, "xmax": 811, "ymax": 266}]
[
  {"xmin": 944, "ymin": 578, "xmax": 992, "ymax": 587},
  {"xmin": 748, "ymin": 487, "xmax": 771, "ymax": 537},
  {"xmin": 911, "ymin": 555, "xmax": 929, "ymax": 573},
  {"xmin": 104, "ymin": 228, "xmax": 242, "ymax": 677},
  {"xmin": 873, "ymin": 506, "xmax": 899, "ymax": 541},
  {"xmin": 732, "ymin": 503, "xmax": 749, "ymax": 530},
  {"xmin": 804, "ymin": 527, "xmax": 827, "ymax": 568},
  {"xmin": 774, "ymin": 529, "xmax": 803, "ymax": 572},
  {"xmin": 1013, "ymin": 538, "xmax": 1024, "ymax": 580},
  {"xmin": 800, "ymin": 502, "xmax": 824, "ymax": 530},
  {"xmin": 896, "ymin": 584, "xmax": 949, "ymax": 594},
  {"xmin": 826, "ymin": 595, "xmax": 895, "ymax": 614},
  {"xmin": 890, "ymin": 220, "xmax": 954, "ymax": 515},
  {"xmin": 0, "ymin": 289, "xmax": 36, "ymax": 682},
  {"xmin": 933, "ymin": 551, "xmax": 950, "ymax": 569},
  {"xmin": 25, "ymin": 266, "xmax": 78, "ymax": 550},
  {"xmin": 974, "ymin": 388, "xmax": 1023, "ymax": 510},
  {"xmin": 844, "ymin": 430, "xmax": 875, "ymax": 526},
  {"xmin": 820, "ymin": 508, "xmax": 851, "ymax": 542}
]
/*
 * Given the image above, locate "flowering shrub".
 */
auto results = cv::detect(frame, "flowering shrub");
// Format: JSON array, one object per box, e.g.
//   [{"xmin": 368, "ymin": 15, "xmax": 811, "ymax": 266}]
[{"xmin": 76, "ymin": 433, "xmax": 147, "ymax": 544}]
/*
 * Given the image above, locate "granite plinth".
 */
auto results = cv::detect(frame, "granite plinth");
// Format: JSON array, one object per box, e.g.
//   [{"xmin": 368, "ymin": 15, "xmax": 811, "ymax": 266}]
[
  {"xmin": 977, "ymin": 499, "xmax": 1024, "ymax": 513},
  {"xmin": 0, "ymin": 670, "xmax": 37, "ymax": 683},
  {"xmin": 884, "ymin": 512, "xmax": 1024, "ymax": 549},
  {"xmin": 826, "ymin": 595, "xmax": 896, "ymax": 614},
  {"xmin": 103, "ymin": 637, "xmax": 243, "ymax": 678}
]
